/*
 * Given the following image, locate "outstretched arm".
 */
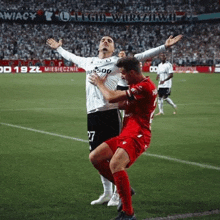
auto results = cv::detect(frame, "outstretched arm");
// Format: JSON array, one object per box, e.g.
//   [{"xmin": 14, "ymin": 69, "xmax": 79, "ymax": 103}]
[
  {"xmin": 46, "ymin": 38, "xmax": 87, "ymax": 67},
  {"xmin": 135, "ymin": 35, "xmax": 183, "ymax": 61},
  {"xmin": 160, "ymin": 73, "xmax": 173, "ymax": 85}
]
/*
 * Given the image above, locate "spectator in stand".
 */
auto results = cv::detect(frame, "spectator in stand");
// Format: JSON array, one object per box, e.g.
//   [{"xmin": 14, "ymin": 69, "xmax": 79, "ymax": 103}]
[{"xmin": 0, "ymin": 21, "xmax": 219, "ymax": 66}]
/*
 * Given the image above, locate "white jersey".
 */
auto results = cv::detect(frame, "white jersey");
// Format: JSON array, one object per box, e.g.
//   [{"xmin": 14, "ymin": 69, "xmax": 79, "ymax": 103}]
[
  {"xmin": 57, "ymin": 45, "xmax": 166, "ymax": 114},
  {"xmin": 117, "ymin": 78, "xmax": 128, "ymax": 87},
  {"xmin": 157, "ymin": 61, "xmax": 173, "ymax": 88}
]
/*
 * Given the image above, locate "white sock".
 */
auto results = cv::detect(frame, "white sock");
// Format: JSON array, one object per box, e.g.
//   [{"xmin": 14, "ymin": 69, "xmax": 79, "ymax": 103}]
[
  {"xmin": 158, "ymin": 97, "xmax": 164, "ymax": 113},
  {"xmin": 165, "ymin": 97, "xmax": 176, "ymax": 108},
  {"xmin": 113, "ymin": 185, "xmax": 117, "ymax": 194},
  {"xmin": 100, "ymin": 175, "xmax": 113, "ymax": 196}
]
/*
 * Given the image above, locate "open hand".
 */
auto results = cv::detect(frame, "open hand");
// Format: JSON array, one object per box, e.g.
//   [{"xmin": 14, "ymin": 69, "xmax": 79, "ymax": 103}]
[
  {"xmin": 46, "ymin": 38, "xmax": 62, "ymax": 49},
  {"xmin": 88, "ymin": 72, "xmax": 107, "ymax": 86},
  {"xmin": 165, "ymin": 35, "xmax": 183, "ymax": 48}
]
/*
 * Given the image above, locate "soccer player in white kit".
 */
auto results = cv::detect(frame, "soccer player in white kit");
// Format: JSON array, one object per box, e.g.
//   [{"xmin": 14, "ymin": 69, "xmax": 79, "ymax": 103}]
[
  {"xmin": 46, "ymin": 35, "xmax": 182, "ymax": 207},
  {"xmin": 156, "ymin": 53, "xmax": 177, "ymax": 115}
]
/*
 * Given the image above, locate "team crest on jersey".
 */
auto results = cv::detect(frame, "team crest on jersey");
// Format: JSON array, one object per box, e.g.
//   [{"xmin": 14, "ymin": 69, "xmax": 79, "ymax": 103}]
[
  {"xmin": 131, "ymin": 87, "xmax": 142, "ymax": 94},
  {"xmin": 131, "ymin": 88, "xmax": 137, "ymax": 93}
]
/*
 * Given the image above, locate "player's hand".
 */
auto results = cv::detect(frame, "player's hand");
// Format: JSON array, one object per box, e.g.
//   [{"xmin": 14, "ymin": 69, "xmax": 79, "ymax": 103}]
[
  {"xmin": 89, "ymin": 72, "xmax": 107, "ymax": 86},
  {"xmin": 160, "ymin": 80, "xmax": 165, "ymax": 85},
  {"xmin": 46, "ymin": 38, "xmax": 62, "ymax": 49},
  {"xmin": 165, "ymin": 35, "xmax": 183, "ymax": 48}
]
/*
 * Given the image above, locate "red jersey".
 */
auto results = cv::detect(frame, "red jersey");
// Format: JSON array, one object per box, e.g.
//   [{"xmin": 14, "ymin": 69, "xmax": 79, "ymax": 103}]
[{"xmin": 120, "ymin": 76, "xmax": 157, "ymax": 138}]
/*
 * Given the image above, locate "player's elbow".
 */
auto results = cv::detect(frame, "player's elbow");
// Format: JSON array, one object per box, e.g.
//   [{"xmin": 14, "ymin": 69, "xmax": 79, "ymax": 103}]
[
  {"xmin": 105, "ymin": 95, "xmax": 118, "ymax": 103},
  {"xmin": 104, "ymin": 92, "xmax": 118, "ymax": 103},
  {"xmin": 108, "ymin": 97, "xmax": 117, "ymax": 103}
]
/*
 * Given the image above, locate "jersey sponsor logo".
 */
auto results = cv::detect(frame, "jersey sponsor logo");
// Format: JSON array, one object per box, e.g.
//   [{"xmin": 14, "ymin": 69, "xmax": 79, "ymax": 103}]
[{"xmin": 88, "ymin": 66, "xmax": 112, "ymax": 75}]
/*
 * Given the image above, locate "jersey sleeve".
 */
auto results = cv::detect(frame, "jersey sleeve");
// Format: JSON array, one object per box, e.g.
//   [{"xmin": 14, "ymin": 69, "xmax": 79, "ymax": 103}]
[
  {"xmin": 168, "ymin": 62, "xmax": 173, "ymax": 74},
  {"xmin": 134, "ymin": 45, "xmax": 166, "ymax": 62},
  {"xmin": 57, "ymin": 47, "xmax": 88, "ymax": 69}
]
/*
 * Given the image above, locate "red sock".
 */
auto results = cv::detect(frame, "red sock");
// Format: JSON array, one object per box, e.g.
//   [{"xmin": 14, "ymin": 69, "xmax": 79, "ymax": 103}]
[
  {"xmin": 92, "ymin": 160, "xmax": 115, "ymax": 184},
  {"xmin": 113, "ymin": 170, "xmax": 134, "ymax": 216}
]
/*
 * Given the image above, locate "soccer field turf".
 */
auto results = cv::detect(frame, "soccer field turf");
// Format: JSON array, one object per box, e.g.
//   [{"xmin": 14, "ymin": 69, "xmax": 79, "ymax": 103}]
[{"xmin": 0, "ymin": 72, "xmax": 220, "ymax": 220}]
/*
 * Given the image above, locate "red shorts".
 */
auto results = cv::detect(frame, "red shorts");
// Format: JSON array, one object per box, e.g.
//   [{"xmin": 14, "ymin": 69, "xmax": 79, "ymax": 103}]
[{"xmin": 105, "ymin": 132, "xmax": 151, "ymax": 168}]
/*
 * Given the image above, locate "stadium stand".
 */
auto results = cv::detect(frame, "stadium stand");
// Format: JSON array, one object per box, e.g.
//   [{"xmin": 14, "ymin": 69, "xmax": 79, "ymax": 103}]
[
  {"xmin": 0, "ymin": 0, "xmax": 219, "ymax": 14},
  {"xmin": 0, "ymin": 22, "xmax": 219, "ymax": 66},
  {"xmin": 0, "ymin": 0, "xmax": 219, "ymax": 66}
]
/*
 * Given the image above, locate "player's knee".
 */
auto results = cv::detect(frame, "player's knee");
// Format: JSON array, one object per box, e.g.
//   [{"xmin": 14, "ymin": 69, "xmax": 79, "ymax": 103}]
[
  {"xmin": 109, "ymin": 160, "xmax": 118, "ymax": 173},
  {"xmin": 89, "ymin": 151, "xmax": 98, "ymax": 164},
  {"xmin": 109, "ymin": 159, "xmax": 124, "ymax": 173}
]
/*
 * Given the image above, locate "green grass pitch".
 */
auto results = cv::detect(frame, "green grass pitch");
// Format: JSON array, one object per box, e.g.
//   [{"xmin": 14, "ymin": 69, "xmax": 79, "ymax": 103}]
[{"xmin": 0, "ymin": 72, "xmax": 220, "ymax": 220}]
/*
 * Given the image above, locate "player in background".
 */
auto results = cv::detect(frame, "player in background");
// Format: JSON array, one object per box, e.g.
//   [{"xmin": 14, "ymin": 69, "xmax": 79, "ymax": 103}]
[
  {"xmin": 47, "ymin": 35, "xmax": 182, "ymax": 207},
  {"xmin": 117, "ymin": 50, "xmax": 143, "ymax": 91},
  {"xmin": 117, "ymin": 51, "xmax": 129, "ymax": 91},
  {"xmin": 155, "ymin": 53, "xmax": 177, "ymax": 115},
  {"xmin": 89, "ymin": 57, "xmax": 158, "ymax": 220}
]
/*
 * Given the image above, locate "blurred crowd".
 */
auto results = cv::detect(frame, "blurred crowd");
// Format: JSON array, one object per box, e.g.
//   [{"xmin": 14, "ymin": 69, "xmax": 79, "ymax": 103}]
[
  {"xmin": 0, "ymin": 21, "xmax": 219, "ymax": 66},
  {"xmin": 1, "ymin": 0, "xmax": 220, "ymax": 14}
]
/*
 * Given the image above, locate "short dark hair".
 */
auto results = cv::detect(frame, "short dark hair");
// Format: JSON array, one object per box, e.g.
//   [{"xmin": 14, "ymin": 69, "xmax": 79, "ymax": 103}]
[{"xmin": 116, "ymin": 57, "xmax": 140, "ymax": 73}]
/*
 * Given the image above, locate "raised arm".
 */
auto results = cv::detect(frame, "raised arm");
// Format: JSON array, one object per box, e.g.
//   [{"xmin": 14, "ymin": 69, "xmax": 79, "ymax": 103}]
[
  {"xmin": 135, "ymin": 35, "xmax": 183, "ymax": 61},
  {"xmin": 46, "ymin": 38, "xmax": 87, "ymax": 67}
]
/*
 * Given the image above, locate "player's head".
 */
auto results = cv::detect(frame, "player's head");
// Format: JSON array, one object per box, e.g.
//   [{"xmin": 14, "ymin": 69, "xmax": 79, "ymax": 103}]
[
  {"xmin": 116, "ymin": 57, "xmax": 141, "ymax": 84},
  {"xmin": 98, "ymin": 36, "xmax": 115, "ymax": 54},
  {"xmin": 159, "ymin": 53, "xmax": 166, "ymax": 63},
  {"xmin": 118, "ymin": 50, "xmax": 126, "ymax": 58}
]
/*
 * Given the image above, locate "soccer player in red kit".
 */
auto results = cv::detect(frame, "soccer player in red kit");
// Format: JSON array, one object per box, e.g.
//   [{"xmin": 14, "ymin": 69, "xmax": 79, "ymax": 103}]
[{"xmin": 89, "ymin": 57, "xmax": 157, "ymax": 220}]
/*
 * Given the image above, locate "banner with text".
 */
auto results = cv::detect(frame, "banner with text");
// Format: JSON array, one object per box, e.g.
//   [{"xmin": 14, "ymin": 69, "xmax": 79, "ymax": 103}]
[
  {"xmin": 0, "ymin": 66, "xmax": 85, "ymax": 73},
  {"xmin": 0, "ymin": 10, "xmax": 199, "ymax": 23}
]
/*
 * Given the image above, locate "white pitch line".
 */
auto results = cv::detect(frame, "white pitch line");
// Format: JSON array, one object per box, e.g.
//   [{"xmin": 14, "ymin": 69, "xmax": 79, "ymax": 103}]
[
  {"xmin": 143, "ymin": 209, "xmax": 220, "ymax": 220},
  {"xmin": 0, "ymin": 107, "xmax": 78, "ymax": 111},
  {"xmin": 1, "ymin": 122, "xmax": 220, "ymax": 171},
  {"xmin": 0, "ymin": 122, "xmax": 88, "ymax": 143},
  {"xmin": 144, "ymin": 152, "xmax": 220, "ymax": 171}
]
